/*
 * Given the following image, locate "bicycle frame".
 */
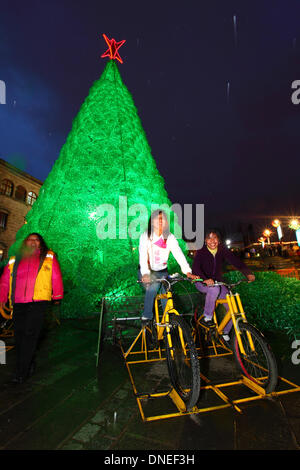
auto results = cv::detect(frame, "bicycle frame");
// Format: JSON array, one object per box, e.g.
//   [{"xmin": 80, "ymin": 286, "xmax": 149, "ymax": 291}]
[
  {"xmin": 214, "ymin": 290, "xmax": 255, "ymax": 355},
  {"xmin": 117, "ymin": 278, "xmax": 300, "ymax": 422},
  {"xmin": 154, "ymin": 292, "xmax": 176, "ymax": 338},
  {"xmin": 154, "ymin": 291, "xmax": 186, "ymax": 359},
  {"xmin": 122, "ymin": 282, "xmax": 182, "ymax": 363}
]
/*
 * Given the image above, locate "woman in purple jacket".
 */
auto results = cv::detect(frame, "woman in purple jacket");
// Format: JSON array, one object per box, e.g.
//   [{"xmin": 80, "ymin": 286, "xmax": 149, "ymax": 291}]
[{"xmin": 192, "ymin": 229, "xmax": 255, "ymax": 341}]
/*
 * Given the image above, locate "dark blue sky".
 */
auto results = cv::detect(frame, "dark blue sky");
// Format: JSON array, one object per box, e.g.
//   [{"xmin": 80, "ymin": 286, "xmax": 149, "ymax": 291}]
[{"xmin": 1, "ymin": 0, "xmax": 300, "ymax": 236}]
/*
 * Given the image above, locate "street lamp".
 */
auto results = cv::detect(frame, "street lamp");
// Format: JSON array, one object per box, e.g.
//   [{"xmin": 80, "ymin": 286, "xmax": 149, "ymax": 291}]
[
  {"xmin": 289, "ymin": 219, "xmax": 300, "ymax": 230},
  {"xmin": 272, "ymin": 219, "xmax": 283, "ymax": 240},
  {"xmin": 263, "ymin": 229, "xmax": 271, "ymax": 244},
  {"xmin": 289, "ymin": 219, "xmax": 300, "ymax": 247}
]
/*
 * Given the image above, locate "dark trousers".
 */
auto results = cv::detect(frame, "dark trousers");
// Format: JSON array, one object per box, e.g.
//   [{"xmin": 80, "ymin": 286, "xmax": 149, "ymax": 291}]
[{"xmin": 13, "ymin": 302, "xmax": 48, "ymax": 379}]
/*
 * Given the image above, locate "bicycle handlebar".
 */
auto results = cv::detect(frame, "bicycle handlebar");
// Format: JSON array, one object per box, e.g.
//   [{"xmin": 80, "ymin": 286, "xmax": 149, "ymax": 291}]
[
  {"xmin": 137, "ymin": 274, "xmax": 198, "ymax": 291},
  {"xmin": 208, "ymin": 279, "xmax": 248, "ymax": 288},
  {"xmin": 138, "ymin": 275, "xmax": 249, "ymax": 290}
]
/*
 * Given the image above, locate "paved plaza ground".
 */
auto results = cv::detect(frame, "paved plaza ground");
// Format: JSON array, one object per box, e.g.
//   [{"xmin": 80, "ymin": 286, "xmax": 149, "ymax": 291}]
[{"xmin": 0, "ymin": 256, "xmax": 299, "ymax": 452}]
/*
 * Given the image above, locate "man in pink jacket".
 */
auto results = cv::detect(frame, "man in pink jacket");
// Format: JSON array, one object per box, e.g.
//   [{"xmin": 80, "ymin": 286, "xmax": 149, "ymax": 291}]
[{"xmin": 0, "ymin": 233, "xmax": 63, "ymax": 384}]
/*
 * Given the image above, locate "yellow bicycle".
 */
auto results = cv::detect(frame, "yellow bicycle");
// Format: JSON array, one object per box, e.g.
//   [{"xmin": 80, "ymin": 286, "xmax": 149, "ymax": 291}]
[
  {"xmin": 0, "ymin": 305, "xmax": 14, "ymax": 338},
  {"xmin": 0, "ymin": 305, "xmax": 13, "ymax": 320},
  {"xmin": 138, "ymin": 274, "xmax": 201, "ymax": 410},
  {"xmin": 193, "ymin": 279, "xmax": 278, "ymax": 394}
]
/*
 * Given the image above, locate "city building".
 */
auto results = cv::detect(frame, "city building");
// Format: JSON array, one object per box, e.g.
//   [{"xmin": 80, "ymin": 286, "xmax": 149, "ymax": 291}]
[{"xmin": 0, "ymin": 158, "xmax": 43, "ymax": 260}]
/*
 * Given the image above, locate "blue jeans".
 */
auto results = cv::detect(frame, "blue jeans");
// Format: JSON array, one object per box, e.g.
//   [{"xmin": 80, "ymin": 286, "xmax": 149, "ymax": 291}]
[
  {"xmin": 195, "ymin": 282, "xmax": 232, "ymax": 334},
  {"xmin": 138, "ymin": 269, "xmax": 168, "ymax": 320}
]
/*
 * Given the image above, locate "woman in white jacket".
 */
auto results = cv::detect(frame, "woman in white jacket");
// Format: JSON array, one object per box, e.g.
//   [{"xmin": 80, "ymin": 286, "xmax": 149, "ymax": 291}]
[{"xmin": 138, "ymin": 209, "xmax": 197, "ymax": 325}]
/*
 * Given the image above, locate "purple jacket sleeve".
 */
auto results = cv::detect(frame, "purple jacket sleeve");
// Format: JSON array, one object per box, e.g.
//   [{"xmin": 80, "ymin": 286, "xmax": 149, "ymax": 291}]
[
  {"xmin": 192, "ymin": 251, "xmax": 205, "ymax": 278},
  {"xmin": 222, "ymin": 247, "xmax": 252, "ymax": 276}
]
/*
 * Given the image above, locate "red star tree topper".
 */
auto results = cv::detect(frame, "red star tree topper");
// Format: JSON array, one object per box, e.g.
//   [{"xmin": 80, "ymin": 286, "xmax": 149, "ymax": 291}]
[{"xmin": 101, "ymin": 33, "xmax": 126, "ymax": 64}]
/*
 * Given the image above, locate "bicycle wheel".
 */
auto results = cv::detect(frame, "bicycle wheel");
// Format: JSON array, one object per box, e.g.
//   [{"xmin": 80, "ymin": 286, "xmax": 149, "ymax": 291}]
[
  {"xmin": 164, "ymin": 313, "xmax": 200, "ymax": 410},
  {"xmin": 232, "ymin": 322, "xmax": 278, "ymax": 393}
]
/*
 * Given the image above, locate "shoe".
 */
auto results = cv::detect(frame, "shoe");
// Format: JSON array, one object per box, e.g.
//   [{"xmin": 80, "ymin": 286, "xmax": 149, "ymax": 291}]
[
  {"xmin": 11, "ymin": 375, "xmax": 26, "ymax": 385},
  {"xmin": 141, "ymin": 317, "xmax": 151, "ymax": 328},
  {"xmin": 198, "ymin": 317, "xmax": 215, "ymax": 329},
  {"xmin": 221, "ymin": 334, "xmax": 231, "ymax": 349},
  {"xmin": 28, "ymin": 360, "xmax": 36, "ymax": 378}
]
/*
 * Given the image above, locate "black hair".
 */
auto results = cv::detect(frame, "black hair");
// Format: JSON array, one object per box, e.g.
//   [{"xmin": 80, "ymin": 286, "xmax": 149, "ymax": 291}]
[
  {"xmin": 147, "ymin": 210, "xmax": 170, "ymax": 239},
  {"xmin": 21, "ymin": 233, "xmax": 49, "ymax": 260},
  {"xmin": 204, "ymin": 228, "xmax": 222, "ymax": 242}
]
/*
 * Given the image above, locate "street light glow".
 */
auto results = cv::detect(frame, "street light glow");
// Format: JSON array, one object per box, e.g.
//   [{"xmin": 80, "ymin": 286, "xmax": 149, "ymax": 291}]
[
  {"xmin": 289, "ymin": 219, "xmax": 300, "ymax": 230},
  {"xmin": 272, "ymin": 219, "xmax": 281, "ymax": 228}
]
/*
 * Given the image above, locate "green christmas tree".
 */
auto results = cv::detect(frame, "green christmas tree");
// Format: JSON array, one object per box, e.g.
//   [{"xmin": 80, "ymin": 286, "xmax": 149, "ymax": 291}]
[{"xmin": 10, "ymin": 38, "xmax": 185, "ymax": 318}]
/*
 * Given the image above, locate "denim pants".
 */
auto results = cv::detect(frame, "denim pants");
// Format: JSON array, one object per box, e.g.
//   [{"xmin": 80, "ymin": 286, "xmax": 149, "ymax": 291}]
[
  {"xmin": 138, "ymin": 269, "xmax": 168, "ymax": 320},
  {"xmin": 195, "ymin": 283, "xmax": 232, "ymax": 334}
]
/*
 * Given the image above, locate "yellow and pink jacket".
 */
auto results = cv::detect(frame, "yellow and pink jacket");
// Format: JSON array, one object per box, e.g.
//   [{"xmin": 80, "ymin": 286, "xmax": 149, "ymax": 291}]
[{"xmin": 0, "ymin": 249, "xmax": 64, "ymax": 307}]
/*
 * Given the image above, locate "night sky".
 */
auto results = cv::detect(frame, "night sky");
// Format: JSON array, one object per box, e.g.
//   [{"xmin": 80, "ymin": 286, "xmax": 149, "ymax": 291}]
[{"xmin": 1, "ymin": 0, "xmax": 300, "ymax": 240}]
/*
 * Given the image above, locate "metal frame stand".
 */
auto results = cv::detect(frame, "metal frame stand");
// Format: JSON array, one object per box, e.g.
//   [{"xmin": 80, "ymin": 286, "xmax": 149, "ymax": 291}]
[{"xmin": 115, "ymin": 319, "xmax": 300, "ymax": 422}]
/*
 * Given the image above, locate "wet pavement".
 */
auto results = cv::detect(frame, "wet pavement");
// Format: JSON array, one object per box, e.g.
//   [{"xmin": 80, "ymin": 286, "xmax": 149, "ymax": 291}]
[{"xmin": 0, "ymin": 313, "xmax": 299, "ymax": 452}]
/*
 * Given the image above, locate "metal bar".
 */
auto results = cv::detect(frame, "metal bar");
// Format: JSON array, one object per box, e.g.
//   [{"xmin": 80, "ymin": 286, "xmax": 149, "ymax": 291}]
[
  {"xmin": 96, "ymin": 297, "xmax": 105, "ymax": 367},
  {"xmin": 127, "ymin": 354, "xmax": 300, "ymax": 422},
  {"xmin": 113, "ymin": 316, "xmax": 140, "ymax": 321},
  {"xmin": 118, "ymin": 303, "xmax": 300, "ymax": 422},
  {"xmin": 276, "ymin": 375, "xmax": 300, "ymax": 388},
  {"xmin": 168, "ymin": 388, "xmax": 187, "ymax": 412},
  {"xmin": 142, "ymin": 404, "xmax": 234, "ymax": 422},
  {"xmin": 126, "ymin": 358, "xmax": 166, "ymax": 365},
  {"xmin": 123, "ymin": 329, "xmax": 144, "ymax": 359},
  {"xmin": 241, "ymin": 375, "xmax": 266, "ymax": 396}
]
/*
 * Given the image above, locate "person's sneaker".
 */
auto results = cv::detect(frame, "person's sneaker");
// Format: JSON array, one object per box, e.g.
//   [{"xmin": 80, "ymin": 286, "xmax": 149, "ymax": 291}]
[
  {"xmin": 221, "ymin": 334, "xmax": 231, "ymax": 348},
  {"xmin": 11, "ymin": 375, "xmax": 26, "ymax": 385},
  {"xmin": 141, "ymin": 317, "xmax": 151, "ymax": 328},
  {"xmin": 28, "ymin": 360, "xmax": 36, "ymax": 378},
  {"xmin": 198, "ymin": 317, "xmax": 215, "ymax": 329}
]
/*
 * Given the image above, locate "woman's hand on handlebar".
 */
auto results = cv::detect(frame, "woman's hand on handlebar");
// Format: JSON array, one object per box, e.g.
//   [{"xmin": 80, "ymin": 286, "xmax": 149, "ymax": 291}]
[
  {"xmin": 203, "ymin": 279, "xmax": 215, "ymax": 286},
  {"xmin": 141, "ymin": 274, "xmax": 151, "ymax": 284},
  {"xmin": 186, "ymin": 272, "xmax": 199, "ymax": 280}
]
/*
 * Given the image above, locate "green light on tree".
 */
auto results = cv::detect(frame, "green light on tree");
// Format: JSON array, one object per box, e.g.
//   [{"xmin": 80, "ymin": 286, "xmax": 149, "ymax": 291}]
[{"xmin": 10, "ymin": 44, "xmax": 183, "ymax": 318}]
